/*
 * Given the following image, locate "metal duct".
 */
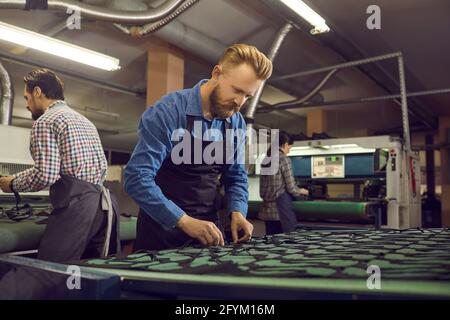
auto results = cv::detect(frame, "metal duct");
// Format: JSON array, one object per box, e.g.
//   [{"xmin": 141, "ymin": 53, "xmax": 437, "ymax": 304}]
[
  {"xmin": 265, "ymin": 69, "xmax": 339, "ymax": 110},
  {"xmin": 155, "ymin": 20, "xmax": 225, "ymax": 61},
  {"xmin": 245, "ymin": 23, "xmax": 292, "ymax": 147},
  {"xmin": 0, "ymin": 60, "xmax": 14, "ymax": 125},
  {"xmin": 113, "ymin": 0, "xmax": 200, "ymax": 36},
  {"xmin": 0, "ymin": 0, "xmax": 185, "ymax": 24},
  {"xmin": 245, "ymin": 23, "xmax": 293, "ymax": 122}
]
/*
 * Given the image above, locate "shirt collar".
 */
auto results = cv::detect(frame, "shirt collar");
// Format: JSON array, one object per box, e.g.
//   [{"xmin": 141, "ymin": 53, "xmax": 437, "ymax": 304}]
[
  {"xmin": 187, "ymin": 79, "xmax": 231, "ymax": 123},
  {"xmin": 47, "ymin": 100, "xmax": 65, "ymax": 110}
]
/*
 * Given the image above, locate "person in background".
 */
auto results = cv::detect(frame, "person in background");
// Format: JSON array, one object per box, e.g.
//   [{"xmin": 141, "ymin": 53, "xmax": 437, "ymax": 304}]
[{"xmin": 259, "ymin": 131, "xmax": 309, "ymax": 234}]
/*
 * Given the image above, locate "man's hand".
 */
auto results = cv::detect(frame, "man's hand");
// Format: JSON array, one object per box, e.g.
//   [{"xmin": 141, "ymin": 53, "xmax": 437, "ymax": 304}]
[
  {"xmin": 0, "ymin": 176, "xmax": 14, "ymax": 193},
  {"xmin": 177, "ymin": 214, "xmax": 225, "ymax": 246},
  {"xmin": 230, "ymin": 211, "xmax": 254, "ymax": 244},
  {"xmin": 298, "ymin": 188, "xmax": 309, "ymax": 197}
]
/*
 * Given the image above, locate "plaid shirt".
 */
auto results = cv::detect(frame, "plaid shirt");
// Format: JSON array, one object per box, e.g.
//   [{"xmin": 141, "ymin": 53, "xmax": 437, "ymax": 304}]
[
  {"xmin": 258, "ymin": 149, "xmax": 301, "ymax": 221},
  {"xmin": 13, "ymin": 101, "xmax": 107, "ymax": 192}
]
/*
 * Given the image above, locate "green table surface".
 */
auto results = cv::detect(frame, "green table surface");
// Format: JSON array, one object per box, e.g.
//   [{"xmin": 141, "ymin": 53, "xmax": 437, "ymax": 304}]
[
  {"xmin": 79, "ymin": 228, "xmax": 450, "ymax": 299},
  {"xmin": 82, "ymin": 266, "xmax": 450, "ymax": 299}
]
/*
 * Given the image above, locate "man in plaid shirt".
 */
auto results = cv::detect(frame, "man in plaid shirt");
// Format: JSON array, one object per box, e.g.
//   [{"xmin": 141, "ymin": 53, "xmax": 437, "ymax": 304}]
[
  {"xmin": 259, "ymin": 131, "xmax": 309, "ymax": 234},
  {"xmin": 0, "ymin": 68, "xmax": 119, "ymax": 263},
  {"xmin": 1, "ymin": 85, "xmax": 107, "ymax": 193}
]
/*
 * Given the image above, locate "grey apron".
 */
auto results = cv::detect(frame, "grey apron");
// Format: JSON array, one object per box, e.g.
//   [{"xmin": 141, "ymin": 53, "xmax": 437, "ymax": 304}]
[{"xmin": 38, "ymin": 175, "xmax": 121, "ymax": 261}]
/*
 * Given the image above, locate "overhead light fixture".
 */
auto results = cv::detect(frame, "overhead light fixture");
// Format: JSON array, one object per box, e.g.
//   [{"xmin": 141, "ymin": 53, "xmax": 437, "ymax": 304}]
[
  {"xmin": 0, "ymin": 21, "xmax": 120, "ymax": 71},
  {"xmin": 335, "ymin": 144, "xmax": 359, "ymax": 148},
  {"xmin": 279, "ymin": 0, "xmax": 330, "ymax": 34},
  {"xmin": 291, "ymin": 146, "xmax": 310, "ymax": 151}
]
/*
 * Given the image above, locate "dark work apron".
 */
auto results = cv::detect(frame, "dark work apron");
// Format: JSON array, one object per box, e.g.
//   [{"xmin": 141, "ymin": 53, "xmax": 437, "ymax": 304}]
[
  {"xmin": 38, "ymin": 176, "xmax": 121, "ymax": 262},
  {"xmin": 135, "ymin": 116, "xmax": 232, "ymax": 251},
  {"xmin": 0, "ymin": 176, "xmax": 121, "ymax": 299}
]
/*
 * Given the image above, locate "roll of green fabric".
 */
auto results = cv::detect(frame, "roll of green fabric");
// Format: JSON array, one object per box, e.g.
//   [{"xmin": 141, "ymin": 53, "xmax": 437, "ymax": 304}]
[
  {"xmin": 293, "ymin": 201, "xmax": 368, "ymax": 221},
  {"xmin": 247, "ymin": 200, "xmax": 368, "ymax": 221}
]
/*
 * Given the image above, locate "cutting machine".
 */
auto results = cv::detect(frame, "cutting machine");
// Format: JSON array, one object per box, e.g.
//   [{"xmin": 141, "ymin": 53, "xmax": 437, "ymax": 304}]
[{"xmin": 250, "ymin": 135, "xmax": 421, "ymax": 229}]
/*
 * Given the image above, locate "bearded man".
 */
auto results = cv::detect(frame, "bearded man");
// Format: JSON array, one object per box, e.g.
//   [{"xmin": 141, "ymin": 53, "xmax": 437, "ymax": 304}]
[{"xmin": 124, "ymin": 44, "xmax": 273, "ymax": 250}]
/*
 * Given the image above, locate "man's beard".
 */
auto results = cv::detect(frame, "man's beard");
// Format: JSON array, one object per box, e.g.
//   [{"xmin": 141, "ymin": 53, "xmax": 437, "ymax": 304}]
[
  {"xmin": 28, "ymin": 97, "xmax": 44, "ymax": 120},
  {"xmin": 209, "ymin": 86, "xmax": 239, "ymax": 119},
  {"xmin": 30, "ymin": 110, "xmax": 43, "ymax": 121}
]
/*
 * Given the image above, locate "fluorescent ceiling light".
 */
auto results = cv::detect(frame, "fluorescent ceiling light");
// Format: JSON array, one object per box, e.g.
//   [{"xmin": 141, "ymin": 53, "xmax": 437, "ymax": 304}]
[
  {"xmin": 335, "ymin": 144, "xmax": 359, "ymax": 148},
  {"xmin": 279, "ymin": 0, "xmax": 330, "ymax": 34},
  {"xmin": 291, "ymin": 146, "xmax": 310, "ymax": 151},
  {"xmin": 0, "ymin": 21, "xmax": 120, "ymax": 71}
]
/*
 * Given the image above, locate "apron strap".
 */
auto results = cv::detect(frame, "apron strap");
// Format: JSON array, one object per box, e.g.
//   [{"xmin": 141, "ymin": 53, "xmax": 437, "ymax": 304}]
[
  {"xmin": 186, "ymin": 115, "xmax": 195, "ymax": 133},
  {"xmin": 100, "ymin": 186, "xmax": 114, "ymax": 258}
]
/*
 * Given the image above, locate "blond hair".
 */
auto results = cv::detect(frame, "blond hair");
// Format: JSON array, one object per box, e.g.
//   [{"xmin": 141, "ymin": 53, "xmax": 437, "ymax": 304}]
[{"xmin": 218, "ymin": 44, "xmax": 273, "ymax": 80}]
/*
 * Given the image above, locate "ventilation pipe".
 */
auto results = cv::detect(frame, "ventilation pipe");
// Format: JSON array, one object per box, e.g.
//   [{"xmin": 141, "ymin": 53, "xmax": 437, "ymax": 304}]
[{"xmin": 0, "ymin": 60, "xmax": 14, "ymax": 125}]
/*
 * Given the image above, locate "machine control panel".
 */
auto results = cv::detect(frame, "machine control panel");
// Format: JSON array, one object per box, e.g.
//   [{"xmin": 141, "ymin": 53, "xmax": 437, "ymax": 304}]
[{"xmin": 311, "ymin": 155, "xmax": 345, "ymax": 178}]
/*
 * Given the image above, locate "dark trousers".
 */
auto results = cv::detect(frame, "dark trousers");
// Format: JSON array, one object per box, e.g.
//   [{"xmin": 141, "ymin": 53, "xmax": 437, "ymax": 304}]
[{"xmin": 276, "ymin": 192, "xmax": 298, "ymax": 233}]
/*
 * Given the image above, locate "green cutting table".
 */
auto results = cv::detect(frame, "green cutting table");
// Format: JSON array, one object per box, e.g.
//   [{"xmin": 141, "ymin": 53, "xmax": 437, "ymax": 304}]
[
  {"xmin": 0, "ymin": 215, "xmax": 137, "ymax": 254},
  {"xmin": 1, "ymin": 228, "xmax": 449, "ymax": 299},
  {"xmin": 78, "ymin": 228, "xmax": 450, "ymax": 299}
]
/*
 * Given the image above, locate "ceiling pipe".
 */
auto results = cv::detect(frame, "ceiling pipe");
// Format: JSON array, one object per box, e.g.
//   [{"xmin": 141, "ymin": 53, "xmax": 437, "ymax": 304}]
[
  {"xmin": 245, "ymin": 23, "xmax": 293, "ymax": 146},
  {"xmin": 245, "ymin": 23, "xmax": 293, "ymax": 122},
  {"xmin": 257, "ymin": 87, "xmax": 450, "ymax": 112},
  {"xmin": 0, "ymin": 60, "xmax": 14, "ymax": 125},
  {"xmin": 0, "ymin": 0, "xmax": 186, "ymax": 24},
  {"xmin": 155, "ymin": 19, "xmax": 225, "ymax": 60},
  {"xmin": 112, "ymin": 0, "xmax": 200, "ymax": 37},
  {"xmin": 267, "ymin": 68, "xmax": 339, "ymax": 111},
  {"xmin": 270, "ymin": 52, "xmax": 402, "ymax": 81}
]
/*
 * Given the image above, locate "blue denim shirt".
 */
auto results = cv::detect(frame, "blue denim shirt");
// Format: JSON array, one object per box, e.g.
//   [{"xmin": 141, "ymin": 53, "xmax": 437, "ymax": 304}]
[{"xmin": 124, "ymin": 80, "xmax": 249, "ymax": 229}]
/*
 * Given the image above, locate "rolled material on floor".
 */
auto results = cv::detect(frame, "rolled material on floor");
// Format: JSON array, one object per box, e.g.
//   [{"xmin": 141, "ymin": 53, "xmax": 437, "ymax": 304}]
[{"xmin": 248, "ymin": 200, "xmax": 369, "ymax": 222}]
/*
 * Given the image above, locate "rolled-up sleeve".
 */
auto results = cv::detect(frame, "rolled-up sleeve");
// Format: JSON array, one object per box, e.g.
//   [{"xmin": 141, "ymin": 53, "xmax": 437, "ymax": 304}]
[
  {"xmin": 124, "ymin": 103, "xmax": 185, "ymax": 229},
  {"xmin": 221, "ymin": 118, "xmax": 249, "ymax": 217}
]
